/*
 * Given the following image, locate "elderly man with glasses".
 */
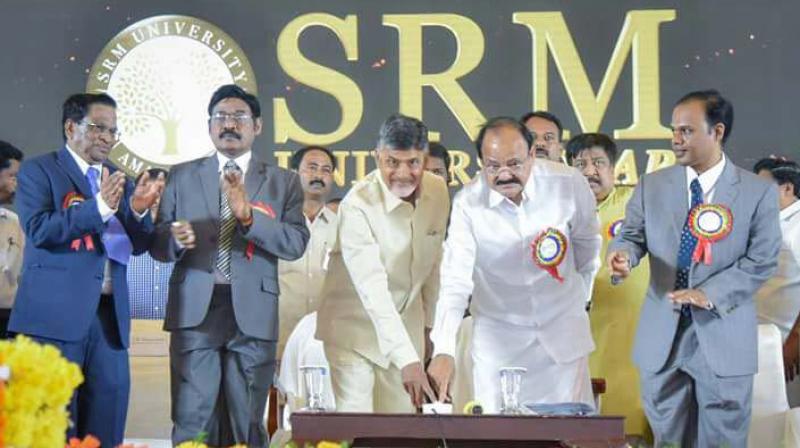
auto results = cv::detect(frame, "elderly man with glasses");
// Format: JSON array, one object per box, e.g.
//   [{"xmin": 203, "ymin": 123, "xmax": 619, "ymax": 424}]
[{"xmin": 427, "ymin": 117, "xmax": 601, "ymax": 413}]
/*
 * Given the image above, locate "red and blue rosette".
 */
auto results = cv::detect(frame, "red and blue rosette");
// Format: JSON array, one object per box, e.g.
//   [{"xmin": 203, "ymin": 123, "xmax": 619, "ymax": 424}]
[
  {"xmin": 531, "ymin": 227, "xmax": 568, "ymax": 283},
  {"xmin": 606, "ymin": 218, "xmax": 624, "ymax": 239},
  {"xmin": 62, "ymin": 192, "xmax": 95, "ymax": 252},
  {"xmin": 688, "ymin": 203, "xmax": 733, "ymax": 265}
]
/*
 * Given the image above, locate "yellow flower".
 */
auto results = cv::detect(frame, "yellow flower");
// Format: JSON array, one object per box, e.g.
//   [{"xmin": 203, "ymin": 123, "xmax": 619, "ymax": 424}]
[{"xmin": 0, "ymin": 335, "xmax": 84, "ymax": 447}]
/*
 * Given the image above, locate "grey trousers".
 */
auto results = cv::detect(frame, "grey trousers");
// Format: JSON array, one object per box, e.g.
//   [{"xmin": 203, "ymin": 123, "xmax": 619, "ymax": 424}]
[
  {"xmin": 639, "ymin": 315, "xmax": 754, "ymax": 448},
  {"xmin": 170, "ymin": 286, "xmax": 276, "ymax": 447}
]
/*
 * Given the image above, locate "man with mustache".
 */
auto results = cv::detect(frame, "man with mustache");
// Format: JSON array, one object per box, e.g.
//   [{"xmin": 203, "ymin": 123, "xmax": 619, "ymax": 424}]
[
  {"xmin": 277, "ymin": 146, "xmax": 338, "ymax": 359},
  {"xmin": 428, "ymin": 117, "xmax": 601, "ymax": 413},
  {"xmin": 316, "ymin": 114, "xmax": 449, "ymax": 412},
  {"xmin": 607, "ymin": 90, "xmax": 781, "ymax": 447},
  {"xmin": 151, "ymin": 84, "xmax": 308, "ymax": 447},
  {"xmin": 10, "ymin": 93, "xmax": 163, "ymax": 446},
  {"xmin": 566, "ymin": 133, "xmax": 651, "ymax": 441},
  {"xmin": 521, "ymin": 111, "xmax": 564, "ymax": 162},
  {"xmin": 0, "ymin": 140, "xmax": 23, "ymax": 339}
]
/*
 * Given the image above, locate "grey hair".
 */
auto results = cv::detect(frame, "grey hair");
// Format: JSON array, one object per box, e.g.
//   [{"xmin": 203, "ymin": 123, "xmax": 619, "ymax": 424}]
[{"xmin": 376, "ymin": 114, "xmax": 429, "ymax": 151}]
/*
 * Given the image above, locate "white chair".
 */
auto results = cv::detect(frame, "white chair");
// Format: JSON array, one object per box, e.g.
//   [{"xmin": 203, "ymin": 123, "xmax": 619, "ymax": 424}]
[{"xmin": 748, "ymin": 324, "xmax": 789, "ymax": 447}]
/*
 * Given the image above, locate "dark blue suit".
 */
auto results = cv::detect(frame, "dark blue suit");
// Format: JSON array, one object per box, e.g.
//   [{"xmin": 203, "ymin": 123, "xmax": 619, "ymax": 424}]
[{"xmin": 10, "ymin": 147, "xmax": 153, "ymax": 446}]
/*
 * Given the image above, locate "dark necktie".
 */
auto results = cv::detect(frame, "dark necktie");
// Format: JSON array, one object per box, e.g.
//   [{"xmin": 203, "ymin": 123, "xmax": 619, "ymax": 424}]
[{"xmin": 675, "ymin": 178, "xmax": 704, "ymax": 315}]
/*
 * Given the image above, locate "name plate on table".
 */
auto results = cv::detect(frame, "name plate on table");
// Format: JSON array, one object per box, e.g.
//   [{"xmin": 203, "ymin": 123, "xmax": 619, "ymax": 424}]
[
  {"xmin": 129, "ymin": 319, "xmax": 169, "ymax": 357},
  {"xmin": 291, "ymin": 412, "xmax": 626, "ymax": 448}
]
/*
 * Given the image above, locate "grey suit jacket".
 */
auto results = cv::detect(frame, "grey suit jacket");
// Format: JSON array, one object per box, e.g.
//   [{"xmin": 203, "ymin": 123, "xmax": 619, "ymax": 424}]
[
  {"xmin": 609, "ymin": 160, "xmax": 781, "ymax": 377},
  {"xmin": 151, "ymin": 154, "xmax": 309, "ymax": 340}
]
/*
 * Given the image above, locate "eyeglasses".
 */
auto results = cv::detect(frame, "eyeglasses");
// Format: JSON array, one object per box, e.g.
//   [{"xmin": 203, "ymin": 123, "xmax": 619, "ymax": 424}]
[
  {"xmin": 483, "ymin": 158, "xmax": 528, "ymax": 176},
  {"xmin": 210, "ymin": 112, "xmax": 253, "ymax": 126},
  {"xmin": 301, "ymin": 163, "xmax": 334, "ymax": 175},
  {"xmin": 82, "ymin": 121, "xmax": 121, "ymax": 141}
]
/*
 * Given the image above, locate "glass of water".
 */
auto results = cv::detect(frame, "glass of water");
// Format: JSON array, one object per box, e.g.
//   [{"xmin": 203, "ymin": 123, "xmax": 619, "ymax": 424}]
[
  {"xmin": 499, "ymin": 366, "xmax": 527, "ymax": 415},
  {"xmin": 299, "ymin": 365, "xmax": 328, "ymax": 412}
]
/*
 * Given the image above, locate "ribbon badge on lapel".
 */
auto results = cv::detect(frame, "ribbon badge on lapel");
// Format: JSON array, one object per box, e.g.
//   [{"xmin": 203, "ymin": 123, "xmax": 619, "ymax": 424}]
[
  {"xmin": 688, "ymin": 203, "xmax": 733, "ymax": 265},
  {"xmin": 531, "ymin": 227, "xmax": 568, "ymax": 283},
  {"xmin": 606, "ymin": 218, "xmax": 624, "ymax": 239},
  {"xmin": 245, "ymin": 201, "xmax": 277, "ymax": 261},
  {"xmin": 62, "ymin": 192, "xmax": 95, "ymax": 252}
]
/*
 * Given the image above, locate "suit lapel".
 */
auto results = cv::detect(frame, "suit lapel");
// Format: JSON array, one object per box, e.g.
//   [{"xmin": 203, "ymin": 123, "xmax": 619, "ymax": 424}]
[
  {"xmin": 709, "ymin": 160, "xmax": 740, "ymax": 207},
  {"xmin": 246, "ymin": 158, "xmax": 268, "ymax": 202},
  {"xmin": 198, "ymin": 155, "xmax": 220, "ymax": 220},
  {"xmin": 56, "ymin": 147, "xmax": 93, "ymax": 198},
  {"xmin": 668, "ymin": 167, "xmax": 689, "ymax": 241}
]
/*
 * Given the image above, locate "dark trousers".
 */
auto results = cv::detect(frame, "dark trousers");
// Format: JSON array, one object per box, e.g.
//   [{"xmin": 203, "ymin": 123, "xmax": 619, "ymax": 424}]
[
  {"xmin": 170, "ymin": 285, "xmax": 276, "ymax": 447},
  {"xmin": 0, "ymin": 307, "xmax": 11, "ymax": 339},
  {"xmin": 29, "ymin": 294, "xmax": 129, "ymax": 448}
]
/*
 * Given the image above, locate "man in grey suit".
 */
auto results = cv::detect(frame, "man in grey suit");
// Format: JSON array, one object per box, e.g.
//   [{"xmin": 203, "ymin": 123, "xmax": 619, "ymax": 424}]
[
  {"xmin": 608, "ymin": 90, "xmax": 781, "ymax": 447},
  {"xmin": 151, "ymin": 84, "xmax": 308, "ymax": 447}
]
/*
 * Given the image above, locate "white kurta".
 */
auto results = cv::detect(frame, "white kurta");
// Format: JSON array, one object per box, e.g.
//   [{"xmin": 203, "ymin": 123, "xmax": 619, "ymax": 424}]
[
  {"xmin": 431, "ymin": 160, "xmax": 601, "ymax": 413},
  {"xmin": 757, "ymin": 200, "xmax": 800, "ymax": 340}
]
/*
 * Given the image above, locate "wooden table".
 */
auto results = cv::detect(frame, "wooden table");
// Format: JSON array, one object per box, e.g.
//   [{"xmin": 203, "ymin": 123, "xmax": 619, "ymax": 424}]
[{"xmin": 291, "ymin": 412, "xmax": 627, "ymax": 447}]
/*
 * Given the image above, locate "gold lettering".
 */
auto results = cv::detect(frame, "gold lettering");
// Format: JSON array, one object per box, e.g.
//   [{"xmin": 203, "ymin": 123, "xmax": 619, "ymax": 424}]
[
  {"xmin": 110, "ymin": 43, "xmax": 127, "ymax": 59},
  {"xmin": 352, "ymin": 151, "xmax": 371, "ymax": 184},
  {"xmin": 274, "ymin": 14, "xmax": 363, "ymax": 145},
  {"xmin": 614, "ymin": 149, "xmax": 638, "ymax": 185},
  {"xmin": 449, "ymin": 150, "xmax": 474, "ymax": 186},
  {"xmin": 384, "ymin": 14, "xmax": 486, "ymax": 141},
  {"xmin": 274, "ymin": 151, "xmax": 292, "ymax": 170},
  {"xmin": 645, "ymin": 149, "xmax": 675, "ymax": 173},
  {"xmin": 332, "ymin": 150, "xmax": 349, "ymax": 187},
  {"xmin": 513, "ymin": 10, "xmax": 676, "ymax": 139}
]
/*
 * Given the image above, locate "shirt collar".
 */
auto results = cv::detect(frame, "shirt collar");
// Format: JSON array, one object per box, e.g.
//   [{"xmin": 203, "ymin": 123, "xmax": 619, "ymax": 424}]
[
  {"xmin": 781, "ymin": 199, "xmax": 800, "ymax": 221},
  {"xmin": 216, "ymin": 150, "xmax": 252, "ymax": 174},
  {"xmin": 309, "ymin": 205, "xmax": 333, "ymax": 224},
  {"xmin": 686, "ymin": 153, "xmax": 726, "ymax": 195},
  {"xmin": 65, "ymin": 144, "xmax": 102, "ymax": 176}
]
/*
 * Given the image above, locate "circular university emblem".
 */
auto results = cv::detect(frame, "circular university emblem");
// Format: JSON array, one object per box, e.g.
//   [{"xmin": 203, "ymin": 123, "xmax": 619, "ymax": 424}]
[{"xmin": 87, "ymin": 15, "xmax": 257, "ymax": 176}]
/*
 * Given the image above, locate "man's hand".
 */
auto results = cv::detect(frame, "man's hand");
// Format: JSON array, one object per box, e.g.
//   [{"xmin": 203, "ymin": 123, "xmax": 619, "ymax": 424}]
[
  {"xmin": 401, "ymin": 361, "xmax": 435, "ymax": 409},
  {"xmin": 669, "ymin": 289, "xmax": 713, "ymax": 310},
  {"xmin": 784, "ymin": 331, "xmax": 800, "ymax": 381},
  {"xmin": 222, "ymin": 170, "xmax": 252, "ymax": 224},
  {"xmin": 131, "ymin": 170, "xmax": 166, "ymax": 214},
  {"xmin": 170, "ymin": 220, "xmax": 196, "ymax": 250},
  {"xmin": 100, "ymin": 167, "xmax": 126, "ymax": 210},
  {"xmin": 426, "ymin": 354, "xmax": 455, "ymax": 403},
  {"xmin": 606, "ymin": 250, "xmax": 631, "ymax": 281}
]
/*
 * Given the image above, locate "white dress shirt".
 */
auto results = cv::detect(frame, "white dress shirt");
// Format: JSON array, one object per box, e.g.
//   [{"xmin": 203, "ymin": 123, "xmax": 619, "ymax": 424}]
[
  {"xmin": 686, "ymin": 153, "xmax": 727, "ymax": 204},
  {"xmin": 65, "ymin": 145, "xmax": 121, "ymax": 293},
  {"xmin": 757, "ymin": 199, "xmax": 800, "ymax": 340},
  {"xmin": 431, "ymin": 160, "xmax": 602, "ymax": 363}
]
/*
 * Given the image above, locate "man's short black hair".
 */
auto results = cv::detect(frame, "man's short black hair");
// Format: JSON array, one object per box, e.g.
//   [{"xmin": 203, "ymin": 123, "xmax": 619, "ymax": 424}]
[
  {"xmin": 754, "ymin": 158, "xmax": 800, "ymax": 199},
  {"xmin": 0, "ymin": 141, "xmax": 23, "ymax": 171},
  {"xmin": 62, "ymin": 93, "xmax": 117, "ymax": 141},
  {"xmin": 428, "ymin": 142, "xmax": 451, "ymax": 171},
  {"xmin": 520, "ymin": 111, "xmax": 563, "ymax": 141},
  {"xmin": 208, "ymin": 84, "xmax": 261, "ymax": 118},
  {"xmin": 377, "ymin": 114, "xmax": 429, "ymax": 151},
  {"xmin": 134, "ymin": 167, "xmax": 169, "ymax": 184},
  {"xmin": 675, "ymin": 89, "xmax": 734, "ymax": 145},
  {"xmin": 290, "ymin": 146, "xmax": 337, "ymax": 171},
  {"xmin": 475, "ymin": 117, "xmax": 534, "ymax": 160},
  {"xmin": 565, "ymin": 133, "xmax": 618, "ymax": 165}
]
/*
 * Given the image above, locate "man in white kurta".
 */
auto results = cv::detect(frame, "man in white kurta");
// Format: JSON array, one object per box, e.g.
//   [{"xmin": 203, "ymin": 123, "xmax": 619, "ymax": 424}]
[
  {"xmin": 754, "ymin": 159, "xmax": 800, "ymax": 405},
  {"xmin": 428, "ymin": 117, "xmax": 601, "ymax": 413}
]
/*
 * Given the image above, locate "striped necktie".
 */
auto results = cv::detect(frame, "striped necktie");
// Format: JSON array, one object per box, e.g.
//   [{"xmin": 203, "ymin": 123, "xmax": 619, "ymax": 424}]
[{"xmin": 215, "ymin": 160, "xmax": 240, "ymax": 280}]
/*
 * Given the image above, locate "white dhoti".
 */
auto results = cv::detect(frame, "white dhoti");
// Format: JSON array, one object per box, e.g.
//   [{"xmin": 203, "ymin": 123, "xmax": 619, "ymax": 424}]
[{"xmin": 471, "ymin": 316, "xmax": 594, "ymax": 414}]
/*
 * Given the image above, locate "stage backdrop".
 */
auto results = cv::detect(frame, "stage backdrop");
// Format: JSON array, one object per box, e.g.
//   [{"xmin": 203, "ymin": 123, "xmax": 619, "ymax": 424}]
[{"xmin": 1, "ymin": 0, "xmax": 797, "ymax": 194}]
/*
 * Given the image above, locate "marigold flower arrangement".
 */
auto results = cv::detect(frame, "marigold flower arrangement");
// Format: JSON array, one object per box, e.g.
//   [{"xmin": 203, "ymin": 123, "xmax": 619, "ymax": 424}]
[{"xmin": 0, "ymin": 335, "xmax": 84, "ymax": 448}]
